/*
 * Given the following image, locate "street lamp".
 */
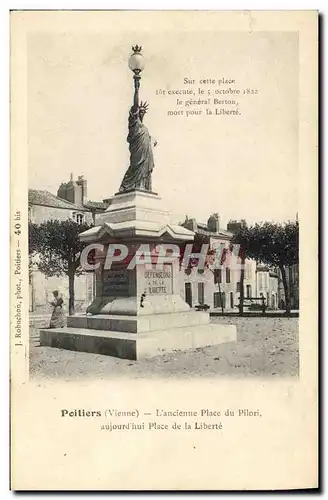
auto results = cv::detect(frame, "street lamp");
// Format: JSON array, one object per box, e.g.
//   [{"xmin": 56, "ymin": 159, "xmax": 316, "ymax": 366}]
[
  {"xmin": 128, "ymin": 45, "xmax": 145, "ymax": 75},
  {"xmin": 128, "ymin": 45, "xmax": 146, "ymax": 114}
]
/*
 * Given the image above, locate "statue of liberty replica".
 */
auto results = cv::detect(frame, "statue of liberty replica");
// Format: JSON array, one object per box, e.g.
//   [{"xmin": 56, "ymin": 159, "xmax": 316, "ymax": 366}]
[{"xmin": 119, "ymin": 46, "xmax": 157, "ymax": 193}]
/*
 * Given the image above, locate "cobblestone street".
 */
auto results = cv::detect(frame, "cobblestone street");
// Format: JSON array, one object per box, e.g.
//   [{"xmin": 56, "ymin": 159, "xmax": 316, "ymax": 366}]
[{"xmin": 29, "ymin": 317, "xmax": 299, "ymax": 380}]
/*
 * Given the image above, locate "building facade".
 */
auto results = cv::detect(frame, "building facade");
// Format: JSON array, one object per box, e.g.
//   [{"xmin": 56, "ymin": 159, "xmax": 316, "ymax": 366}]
[
  {"xmin": 179, "ymin": 215, "xmax": 279, "ymax": 311},
  {"xmin": 256, "ymin": 265, "xmax": 279, "ymax": 310}
]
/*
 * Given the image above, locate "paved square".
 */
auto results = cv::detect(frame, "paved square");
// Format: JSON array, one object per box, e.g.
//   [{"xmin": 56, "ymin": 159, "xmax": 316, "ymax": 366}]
[{"xmin": 29, "ymin": 317, "xmax": 299, "ymax": 380}]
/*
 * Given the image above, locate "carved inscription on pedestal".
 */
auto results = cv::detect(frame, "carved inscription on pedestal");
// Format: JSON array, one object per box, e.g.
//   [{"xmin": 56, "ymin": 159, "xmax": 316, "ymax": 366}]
[
  {"xmin": 102, "ymin": 264, "xmax": 129, "ymax": 296},
  {"xmin": 144, "ymin": 264, "xmax": 173, "ymax": 295}
]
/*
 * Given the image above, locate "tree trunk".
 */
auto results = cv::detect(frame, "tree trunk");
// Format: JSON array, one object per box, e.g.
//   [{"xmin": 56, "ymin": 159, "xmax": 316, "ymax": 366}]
[
  {"xmin": 239, "ymin": 256, "xmax": 245, "ymax": 316},
  {"xmin": 68, "ymin": 270, "xmax": 75, "ymax": 316},
  {"xmin": 280, "ymin": 265, "xmax": 291, "ymax": 315}
]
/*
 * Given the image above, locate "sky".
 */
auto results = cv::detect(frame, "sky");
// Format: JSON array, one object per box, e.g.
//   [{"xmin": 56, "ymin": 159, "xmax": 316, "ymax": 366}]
[{"xmin": 27, "ymin": 15, "xmax": 298, "ymax": 228}]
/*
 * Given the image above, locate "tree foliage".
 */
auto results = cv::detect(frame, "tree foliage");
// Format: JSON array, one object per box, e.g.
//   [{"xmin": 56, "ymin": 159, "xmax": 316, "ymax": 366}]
[
  {"xmin": 231, "ymin": 221, "xmax": 299, "ymax": 313},
  {"xmin": 231, "ymin": 221, "xmax": 298, "ymax": 268},
  {"xmin": 28, "ymin": 222, "xmax": 41, "ymax": 256},
  {"xmin": 29, "ymin": 219, "xmax": 93, "ymax": 314}
]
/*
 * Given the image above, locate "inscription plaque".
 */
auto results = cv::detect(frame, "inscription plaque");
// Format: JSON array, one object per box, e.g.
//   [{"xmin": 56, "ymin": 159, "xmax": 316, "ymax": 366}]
[
  {"xmin": 144, "ymin": 264, "xmax": 173, "ymax": 295},
  {"xmin": 102, "ymin": 264, "xmax": 129, "ymax": 296}
]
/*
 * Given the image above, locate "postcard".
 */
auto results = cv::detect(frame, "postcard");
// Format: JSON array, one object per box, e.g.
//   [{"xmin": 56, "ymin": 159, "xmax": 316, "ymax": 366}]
[{"xmin": 10, "ymin": 10, "xmax": 318, "ymax": 490}]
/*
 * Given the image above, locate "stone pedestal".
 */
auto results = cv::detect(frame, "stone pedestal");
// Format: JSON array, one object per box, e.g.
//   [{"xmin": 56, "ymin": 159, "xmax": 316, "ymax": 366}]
[{"xmin": 40, "ymin": 190, "xmax": 237, "ymax": 360}]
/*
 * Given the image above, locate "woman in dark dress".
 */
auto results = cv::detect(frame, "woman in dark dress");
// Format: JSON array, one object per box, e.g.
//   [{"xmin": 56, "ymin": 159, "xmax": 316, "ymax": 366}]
[{"xmin": 49, "ymin": 290, "xmax": 66, "ymax": 328}]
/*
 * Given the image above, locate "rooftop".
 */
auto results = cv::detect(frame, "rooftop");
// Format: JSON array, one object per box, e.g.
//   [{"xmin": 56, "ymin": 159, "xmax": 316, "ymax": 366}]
[
  {"xmin": 29, "ymin": 189, "xmax": 107, "ymax": 212},
  {"xmin": 194, "ymin": 226, "xmax": 233, "ymax": 240},
  {"xmin": 28, "ymin": 190, "xmax": 80, "ymax": 210},
  {"xmin": 83, "ymin": 200, "xmax": 107, "ymax": 211},
  {"xmin": 181, "ymin": 216, "xmax": 233, "ymax": 241}
]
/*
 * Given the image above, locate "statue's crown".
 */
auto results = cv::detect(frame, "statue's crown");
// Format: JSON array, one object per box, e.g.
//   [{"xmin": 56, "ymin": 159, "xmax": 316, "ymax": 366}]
[
  {"xmin": 132, "ymin": 45, "xmax": 142, "ymax": 53},
  {"xmin": 139, "ymin": 100, "xmax": 149, "ymax": 112}
]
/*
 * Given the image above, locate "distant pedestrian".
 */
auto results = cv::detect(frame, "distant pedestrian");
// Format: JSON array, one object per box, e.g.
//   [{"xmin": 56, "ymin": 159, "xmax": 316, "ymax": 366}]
[{"xmin": 49, "ymin": 290, "xmax": 66, "ymax": 328}]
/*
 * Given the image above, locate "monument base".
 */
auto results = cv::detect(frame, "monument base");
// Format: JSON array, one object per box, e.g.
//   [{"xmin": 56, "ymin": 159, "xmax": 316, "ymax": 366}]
[
  {"xmin": 39, "ymin": 322, "xmax": 236, "ymax": 360},
  {"xmin": 66, "ymin": 311, "xmax": 210, "ymax": 333}
]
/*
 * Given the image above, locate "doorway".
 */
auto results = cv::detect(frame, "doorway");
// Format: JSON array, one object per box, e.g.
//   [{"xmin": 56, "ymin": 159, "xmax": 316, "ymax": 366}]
[
  {"xmin": 213, "ymin": 291, "xmax": 225, "ymax": 309},
  {"xmin": 185, "ymin": 283, "xmax": 192, "ymax": 307}
]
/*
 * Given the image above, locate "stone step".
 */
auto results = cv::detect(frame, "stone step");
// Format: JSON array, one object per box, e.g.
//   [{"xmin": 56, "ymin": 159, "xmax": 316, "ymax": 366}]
[
  {"xmin": 67, "ymin": 310, "xmax": 210, "ymax": 333},
  {"xmin": 39, "ymin": 323, "xmax": 237, "ymax": 360}
]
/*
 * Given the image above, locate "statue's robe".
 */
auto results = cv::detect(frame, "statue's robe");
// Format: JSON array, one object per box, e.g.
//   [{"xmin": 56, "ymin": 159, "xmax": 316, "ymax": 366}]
[{"xmin": 119, "ymin": 107, "xmax": 154, "ymax": 192}]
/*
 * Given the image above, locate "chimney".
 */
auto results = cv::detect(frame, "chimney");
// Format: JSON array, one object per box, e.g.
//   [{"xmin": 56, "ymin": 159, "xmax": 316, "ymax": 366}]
[
  {"xmin": 77, "ymin": 175, "xmax": 88, "ymax": 206},
  {"xmin": 207, "ymin": 213, "xmax": 220, "ymax": 233},
  {"xmin": 227, "ymin": 219, "xmax": 247, "ymax": 233},
  {"xmin": 57, "ymin": 174, "xmax": 85, "ymax": 206},
  {"xmin": 182, "ymin": 217, "xmax": 197, "ymax": 232}
]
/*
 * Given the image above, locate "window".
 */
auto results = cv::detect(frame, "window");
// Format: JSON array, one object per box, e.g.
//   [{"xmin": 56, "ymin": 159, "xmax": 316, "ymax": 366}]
[
  {"xmin": 214, "ymin": 291, "xmax": 225, "ymax": 308},
  {"xmin": 74, "ymin": 213, "xmax": 85, "ymax": 225},
  {"xmin": 230, "ymin": 292, "xmax": 234, "ymax": 309},
  {"xmin": 246, "ymin": 285, "xmax": 252, "ymax": 298},
  {"xmin": 214, "ymin": 269, "xmax": 222, "ymax": 284},
  {"xmin": 226, "ymin": 267, "xmax": 231, "ymax": 284},
  {"xmin": 236, "ymin": 282, "xmax": 241, "ymax": 292},
  {"xmin": 198, "ymin": 282, "xmax": 205, "ymax": 305}
]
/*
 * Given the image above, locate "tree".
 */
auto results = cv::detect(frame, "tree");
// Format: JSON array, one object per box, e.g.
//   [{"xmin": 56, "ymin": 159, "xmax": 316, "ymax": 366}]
[
  {"xmin": 28, "ymin": 219, "xmax": 93, "ymax": 315},
  {"xmin": 231, "ymin": 221, "xmax": 299, "ymax": 314},
  {"xmin": 28, "ymin": 222, "xmax": 40, "ymax": 256}
]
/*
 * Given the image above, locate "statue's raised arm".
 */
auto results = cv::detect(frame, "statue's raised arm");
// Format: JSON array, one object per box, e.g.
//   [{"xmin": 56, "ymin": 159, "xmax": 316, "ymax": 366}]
[{"xmin": 133, "ymin": 74, "xmax": 140, "ymax": 110}]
